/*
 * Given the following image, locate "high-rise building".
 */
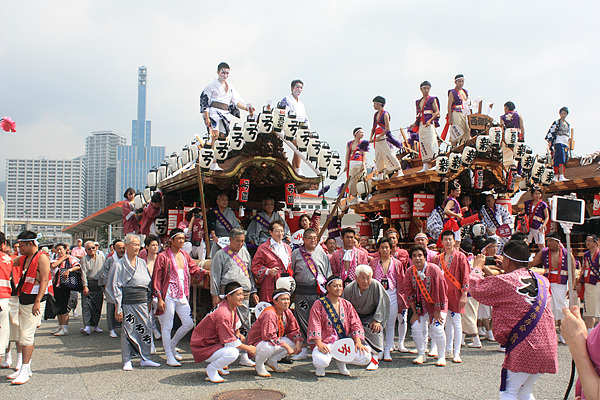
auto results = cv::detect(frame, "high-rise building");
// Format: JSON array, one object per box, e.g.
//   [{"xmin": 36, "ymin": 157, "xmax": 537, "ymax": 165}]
[
  {"xmin": 116, "ymin": 66, "xmax": 165, "ymax": 198},
  {"xmin": 4, "ymin": 157, "xmax": 85, "ymax": 242},
  {"xmin": 85, "ymin": 131, "xmax": 127, "ymax": 216}
]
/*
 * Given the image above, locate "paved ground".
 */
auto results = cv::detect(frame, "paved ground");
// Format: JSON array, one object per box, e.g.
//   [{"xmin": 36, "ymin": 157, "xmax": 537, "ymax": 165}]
[{"xmin": 1, "ymin": 309, "xmax": 578, "ymax": 400}]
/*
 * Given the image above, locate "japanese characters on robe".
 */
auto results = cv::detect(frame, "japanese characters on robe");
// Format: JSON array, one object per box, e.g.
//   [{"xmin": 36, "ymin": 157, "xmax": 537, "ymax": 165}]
[
  {"xmin": 200, "ymin": 79, "xmax": 246, "ymax": 136},
  {"xmin": 122, "ymin": 201, "xmax": 139, "ymax": 235},
  {"xmin": 210, "ymin": 246, "xmax": 256, "ymax": 297},
  {"xmin": 251, "ymin": 239, "xmax": 293, "ymax": 302},
  {"xmin": 433, "ymin": 250, "xmax": 470, "ymax": 313},
  {"xmin": 307, "ymin": 297, "xmax": 365, "ymax": 346},
  {"xmin": 523, "ymin": 199, "xmax": 548, "ymax": 231},
  {"xmin": 190, "ymin": 301, "xmax": 242, "ymax": 363},
  {"xmin": 469, "ymin": 267, "xmax": 558, "ymax": 375},
  {"xmin": 291, "ymin": 245, "xmax": 332, "ymax": 339},
  {"xmin": 247, "ymin": 307, "xmax": 302, "ymax": 347},
  {"xmin": 370, "ymin": 257, "xmax": 408, "ymax": 311},
  {"xmin": 546, "ymin": 118, "xmax": 571, "ymax": 169},
  {"xmin": 342, "ymin": 280, "xmax": 390, "ymax": 352},
  {"xmin": 330, "ymin": 247, "xmax": 369, "ymax": 285},
  {"xmin": 480, "ymin": 203, "xmax": 513, "ymax": 253},
  {"xmin": 448, "ymin": 87, "xmax": 470, "ymax": 143},
  {"xmin": 106, "ymin": 256, "xmax": 153, "ymax": 362},
  {"xmin": 403, "ymin": 262, "xmax": 448, "ymax": 323},
  {"xmin": 246, "ymin": 211, "xmax": 291, "ymax": 245},
  {"xmin": 139, "ymin": 202, "xmax": 161, "ymax": 236},
  {"xmin": 151, "ymin": 249, "xmax": 205, "ymax": 302}
]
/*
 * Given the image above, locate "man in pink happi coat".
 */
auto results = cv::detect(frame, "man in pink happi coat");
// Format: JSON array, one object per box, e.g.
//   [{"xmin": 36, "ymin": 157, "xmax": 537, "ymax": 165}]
[
  {"xmin": 470, "ymin": 239, "xmax": 558, "ymax": 400},
  {"xmin": 330, "ymin": 228, "xmax": 369, "ymax": 286}
]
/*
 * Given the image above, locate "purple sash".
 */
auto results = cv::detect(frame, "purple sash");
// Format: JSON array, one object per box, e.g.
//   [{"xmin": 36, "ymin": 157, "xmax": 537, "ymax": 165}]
[
  {"xmin": 223, "ymin": 246, "xmax": 249, "ymax": 278},
  {"xmin": 483, "ymin": 205, "xmax": 501, "ymax": 229},
  {"xmin": 212, "ymin": 208, "xmax": 233, "ymax": 233},
  {"xmin": 500, "ymin": 271, "xmax": 547, "ymax": 391},
  {"xmin": 254, "ymin": 213, "xmax": 271, "ymax": 230},
  {"xmin": 299, "ymin": 246, "xmax": 326, "ymax": 295},
  {"xmin": 586, "ymin": 250, "xmax": 600, "ymax": 281},
  {"xmin": 319, "ymin": 296, "xmax": 347, "ymax": 339}
]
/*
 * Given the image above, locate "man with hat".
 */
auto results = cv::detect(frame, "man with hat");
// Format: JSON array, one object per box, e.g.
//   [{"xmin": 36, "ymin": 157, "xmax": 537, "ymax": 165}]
[
  {"xmin": 369, "ymin": 95, "xmax": 403, "ymax": 180},
  {"xmin": 152, "ymin": 228, "xmax": 207, "ymax": 366},
  {"xmin": 409, "ymin": 81, "xmax": 440, "ymax": 173},
  {"xmin": 470, "ymin": 239, "xmax": 558, "ymax": 399},
  {"xmin": 529, "ymin": 231, "xmax": 576, "ymax": 343},
  {"xmin": 578, "ymin": 234, "xmax": 600, "ymax": 330},
  {"xmin": 307, "ymin": 275, "xmax": 373, "ymax": 376},
  {"xmin": 447, "ymin": 74, "xmax": 470, "ymax": 146}
]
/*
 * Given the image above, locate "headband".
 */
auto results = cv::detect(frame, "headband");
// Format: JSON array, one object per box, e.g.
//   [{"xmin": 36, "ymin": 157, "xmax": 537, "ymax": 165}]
[
  {"xmin": 170, "ymin": 231, "xmax": 185, "ymax": 239},
  {"xmin": 546, "ymin": 236, "xmax": 561, "ymax": 242},
  {"xmin": 273, "ymin": 291, "xmax": 290, "ymax": 300},
  {"xmin": 415, "ymin": 233, "xmax": 428, "ymax": 239},
  {"xmin": 326, "ymin": 277, "xmax": 342, "ymax": 286},
  {"xmin": 219, "ymin": 286, "xmax": 243, "ymax": 299},
  {"xmin": 502, "ymin": 252, "xmax": 529, "ymax": 264},
  {"xmin": 18, "ymin": 238, "xmax": 38, "ymax": 246}
]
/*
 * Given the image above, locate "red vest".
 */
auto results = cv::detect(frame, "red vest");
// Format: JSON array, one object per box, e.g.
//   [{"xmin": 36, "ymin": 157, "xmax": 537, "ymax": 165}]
[
  {"xmin": 17, "ymin": 252, "xmax": 53, "ymax": 296},
  {"xmin": 0, "ymin": 251, "xmax": 13, "ymax": 298}
]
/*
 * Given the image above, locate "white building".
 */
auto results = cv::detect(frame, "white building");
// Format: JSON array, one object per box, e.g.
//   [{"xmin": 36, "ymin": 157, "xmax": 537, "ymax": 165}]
[
  {"xmin": 85, "ymin": 130, "xmax": 127, "ymax": 216},
  {"xmin": 4, "ymin": 157, "xmax": 85, "ymax": 243}
]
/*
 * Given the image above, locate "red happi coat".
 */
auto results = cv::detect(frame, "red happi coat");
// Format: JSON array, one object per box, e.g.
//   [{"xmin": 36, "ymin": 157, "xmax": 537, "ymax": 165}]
[
  {"xmin": 369, "ymin": 256, "xmax": 408, "ymax": 311},
  {"xmin": 469, "ymin": 267, "xmax": 558, "ymax": 374},
  {"xmin": 251, "ymin": 240, "xmax": 293, "ymax": 302},
  {"xmin": 247, "ymin": 308, "xmax": 302, "ymax": 346},
  {"xmin": 330, "ymin": 247, "xmax": 370, "ymax": 282},
  {"xmin": 433, "ymin": 249, "xmax": 470, "ymax": 313},
  {"xmin": 190, "ymin": 301, "xmax": 240, "ymax": 363},
  {"xmin": 307, "ymin": 297, "xmax": 364, "ymax": 346},
  {"xmin": 403, "ymin": 262, "xmax": 448, "ymax": 323}
]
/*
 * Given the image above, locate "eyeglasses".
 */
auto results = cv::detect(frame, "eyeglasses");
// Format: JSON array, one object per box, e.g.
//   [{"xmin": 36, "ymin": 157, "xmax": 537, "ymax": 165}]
[{"xmin": 86, "ymin": 247, "xmax": 96, "ymax": 250}]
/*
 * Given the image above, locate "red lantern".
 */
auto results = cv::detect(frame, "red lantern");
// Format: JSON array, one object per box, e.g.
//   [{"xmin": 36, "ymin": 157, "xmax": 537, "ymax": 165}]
[
  {"xmin": 594, "ymin": 195, "xmax": 600, "ymax": 216},
  {"xmin": 506, "ymin": 166, "xmax": 517, "ymax": 192},
  {"xmin": 390, "ymin": 197, "xmax": 411, "ymax": 219},
  {"xmin": 413, "ymin": 194, "xmax": 435, "ymax": 217},
  {"xmin": 285, "ymin": 183, "xmax": 295, "ymax": 206},
  {"xmin": 238, "ymin": 179, "xmax": 250, "ymax": 203},
  {"xmin": 474, "ymin": 168, "xmax": 484, "ymax": 189},
  {"xmin": 358, "ymin": 221, "xmax": 372, "ymax": 237},
  {"xmin": 496, "ymin": 198, "xmax": 512, "ymax": 215},
  {"xmin": 168, "ymin": 209, "xmax": 184, "ymax": 230}
]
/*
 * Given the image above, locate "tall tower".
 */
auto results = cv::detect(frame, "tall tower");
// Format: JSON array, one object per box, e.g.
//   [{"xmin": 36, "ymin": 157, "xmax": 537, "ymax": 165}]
[{"xmin": 116, "ymin": 66, "xmax": 165, "ymax": 200}]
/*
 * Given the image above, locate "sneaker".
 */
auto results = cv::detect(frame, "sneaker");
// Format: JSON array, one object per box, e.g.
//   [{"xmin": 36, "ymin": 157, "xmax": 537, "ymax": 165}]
[
  {"xmin": 109, "ymin": 330, "xmax": 118, "ymax": 338},
  {"xmin": 485, "ymin": 330, "xmax": 495, "ymax": 342},
  {"xmin": 51, "ymin": 326, "xmax": 62, "ymax": 335},
  {"xmin": 93, "ymin": 326, "xmax": 103, "ymax": 333},
  {"xmin": 80, "ymin": 326, "xmax": 91, "ymax": 335},
  {"xmin": 291, "ymin": 348, "xmax": 308, "ymax": 361},
  {"xmin": 54, "ymin": 328, "xmax": 68, "ymax": 336}
]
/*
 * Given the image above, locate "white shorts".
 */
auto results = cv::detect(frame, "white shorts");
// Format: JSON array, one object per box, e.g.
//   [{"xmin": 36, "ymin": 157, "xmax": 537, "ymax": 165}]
[
  {"xmin": 19, "ymin": 301, "xmax": 46, "ymax": 346},
  {"xmin": 584, "ymin": 283, "xmax": 600, "ymax": 318},
  {"xmin": 550, "ymin": 283, "xmax": 568, "ymax": 321},
  {"xmin": 478, "ymin": 304, "xmax": 492, "ymax": 320},
  {"xmin": 527, "ymin": 228, "xmax": 545, "ymax": 245}
]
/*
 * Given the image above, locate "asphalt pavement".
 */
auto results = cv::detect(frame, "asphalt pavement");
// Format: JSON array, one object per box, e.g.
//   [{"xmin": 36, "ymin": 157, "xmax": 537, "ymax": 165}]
[{"xmin": 1, "ymin": 308, "xmax": 578, "ymax": 400}]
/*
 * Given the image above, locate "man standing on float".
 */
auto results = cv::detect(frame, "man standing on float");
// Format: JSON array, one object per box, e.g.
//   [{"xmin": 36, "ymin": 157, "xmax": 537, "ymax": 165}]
[
  {"xmin": 410, "ymin": 81, "xmax": 440, "ymax": 172},
  {"xmin": 280, "ymin": 79, "xmax": 310, "ymax": 175},
  {"xmin": 447, "ymin": 74, "xmax": 470, "ymax": 146},
  {"xmin": 370, "ymin": 96, "xmax": 403, "ymax": 180},
  {"xmin": 200, "ymin": 62, "xmax": 255, "ymax": 171}
]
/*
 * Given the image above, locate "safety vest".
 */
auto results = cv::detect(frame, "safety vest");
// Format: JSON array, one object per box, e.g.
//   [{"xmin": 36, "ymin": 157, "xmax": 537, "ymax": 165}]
[
  {"xmin": 17, "ymin": 252, "xmax": 53, "ymax": 296},
  {"xmin": 0, "ymin": 251, "xmax": 12, "ymax": 298}
]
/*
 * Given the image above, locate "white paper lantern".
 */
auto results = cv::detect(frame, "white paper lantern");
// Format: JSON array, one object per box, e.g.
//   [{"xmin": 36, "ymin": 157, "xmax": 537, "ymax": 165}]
[
  {"xmin": 143, "ymin": 186, "xmax": 152, "ymax": 203},
  {"xmin": 521, "ymin": 153, "xmax": 536, "ymax": 172},
  {"xmin": 243, "ymin": 116, "xmax": 259, "ymax": 143},
  {"xmin": 133, "ymin": 191, "xmax": 145, "ymax": 210},
  {"xmin": 276, "ymin": 275, "xmax": 296, "ymax": 292},
  {"xmin": 475, "ymin": 135, "xmax": 491, "ymax": 153},
  {"xmin": 461, "ymin": 146, "xmax": 477, "ymax": 166},
  {"xmin": 180, "ymin": 145, "xmax": 191, "ymax": 165},
  {"xmin": 542, "ymin": 168, "xmax": 555, "ymax": 186},
  {"xmin": 488, "ymin": 127, "xmax": 502, "ymax": 147},
  {"xmin": 284, "ymin": 114, "xmax": 299, "ymax": 141},
  {"xmin": 168, "ymin": 152, "xmax": 179, "ymax": 171},
  {"xmin": 147, "ymin": 167, "xmax": 158, "ymax": 189},
  {"xmin": 198, "ymin": 145, "xmax": 215, "ymax": 169},
  {"xmin": 272, "ymin": 105, "xmax": 286, "ymax": 133},
  {"xmin": 318, "ymin": 142, "xmax": 332, "ymax": 173},
  {"xmin": 504, "ymin": 128, "xmax": 518, "ymax": 148},
  {"xmin": 297, "ymin": 128, "xmax": 310, "ymax": 152},
  {"xmin": 448, "ymin": 153, "xmax": 463, "ymax": 172},
  {"xmin": 230, "ymin": 125, "xmax": 244, "ymax": 151},
  {"xmin": 190, "ymin": 141, "xmax": 200, "ymax": 161},
  {"xmin": 472, "ymin": 223, "xmax": 486, "ymax": 237},
  {"xmin": 437, "ymin": 156, "xmax": 449, "ymax": 175},
  {"xmin": 157, "ymin": 162, "xmax": 168, "ymax": 182},
  {"xmin": 531, "ymin": 158, "xmax": 546, "ymax": 183},
  {"xmin": 214, "ymin": 139, "xmax": 229, "ymax": 162},
  {"xmin": 328, "ymin": 153, "xmax": 343, "ymax": 180},
  {"xmin": 258, "ymin": 107, "xmax": 274, "ymax": 134},
  {"xmin": 307, "ymin": 135, "xmax": 321, "ymax": 162},
  {"xmin": 513, "ymin": 143, "xmax": 527, "ymax": 160}
]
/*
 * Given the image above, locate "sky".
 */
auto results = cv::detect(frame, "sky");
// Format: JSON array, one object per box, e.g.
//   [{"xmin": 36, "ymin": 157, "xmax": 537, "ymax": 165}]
[{"xmin": 1, "ymin": 0, "xmax": 599, "ymax": 188}]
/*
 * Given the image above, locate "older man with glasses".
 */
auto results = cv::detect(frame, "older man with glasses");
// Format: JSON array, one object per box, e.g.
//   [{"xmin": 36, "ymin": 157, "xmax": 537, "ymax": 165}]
[{"xmin": 80, "ymin": 241, "xmax": 106, "ymax": 335}]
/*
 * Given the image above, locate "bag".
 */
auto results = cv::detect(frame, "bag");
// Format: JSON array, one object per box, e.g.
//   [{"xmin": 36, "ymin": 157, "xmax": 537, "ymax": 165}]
[
  {"xmin": 426, "ymin": 206, "xmax": 444, "ymax": 240},
  {"xmin": 44, "ymin": 295, "xmax": 59, "ymax": 320},
  {"xmin": 59, "ymin": 258, "xmax": 83, "ymax": 291}
]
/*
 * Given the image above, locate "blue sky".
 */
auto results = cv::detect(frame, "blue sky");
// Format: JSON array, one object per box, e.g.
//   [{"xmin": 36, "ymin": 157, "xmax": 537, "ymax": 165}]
[{"xmin": 1, "ymin": 0, "xmax": 598, "ymax": 186}]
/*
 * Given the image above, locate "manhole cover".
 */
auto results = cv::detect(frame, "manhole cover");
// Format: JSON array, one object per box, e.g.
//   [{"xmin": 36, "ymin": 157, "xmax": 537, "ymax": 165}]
[{"xmin": 213, "ymin": 389, "xmax": 285, "ymax": 400}]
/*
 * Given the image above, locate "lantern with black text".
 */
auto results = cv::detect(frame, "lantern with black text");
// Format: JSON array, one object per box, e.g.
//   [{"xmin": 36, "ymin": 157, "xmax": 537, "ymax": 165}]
[
  {"xmin": 522, "ymin": 153, "xmax": 535, "ymax": 172},
  {"xmin": 258, "ymin": 106, "xmax": 274, "ymax": 134},
  {"xmin": 475, "ymin": 135, "xmax": 491, "ymax": 154},
  {"xmin": 489, "ymin": 127, "xmax": 502, "ymax": 147},
  {"xmin": 328, "ymin": 152, "xmax": 343, "ymax": 180},
  {"xmin": 437, "ymin": 156, "xmax": 449, "ymax": 175},
  {"xmin": 214, "ymin": 139, "xmax": 229, "ymax": 162},
  {"xmin": 230, "ymin": 125, "xmax": 244, "ymax": 151},
  {"xmin": 147, "ymin": 167, "xmax": 158, "ymax": 189},
  {"xmin": 307, "ymin": 133, "xmax": 321, "ymax": 161},
  {"xmin": 531, "ymin": 158, "xmax": 546, "ymax": 183},
  {"xmin": 238, "ymin": 179, "xmax": 250, "ymax": 203},
  {"xmin": 190, "ymin": 141, "xmax": 199, "ymax": 161},
  {"xmin": 180, "ymin": 145, "xmax": 191, "ymax": 165},
  {"xmin": 506, "ymin": 166, "xmax": 518, "ymax": 192},
  {"xmin": 198, "ymin": 144, "xmax": 215, "ymax": 169},
  {"xmin": 155, "ymin": 215, "xmax": 168, "ymax": 236},
  {"xmin": 243, "ymin": 115, "xmax": 259, "ymax": 143},
  {"xmin": 504, "ymin": 128, "xmax": 518, "ymax": 148},
  {"xmin": 513, "ymin": 143, "xmax": 527, "ymax": 160},
  {"xmin": 272, "ymin": 104, "xmax": 286, "ymax": 133},
  {"xmin": 541, "ymin": 168, "xmax": 555, "ymax": 186},
  {"xmin": 474, "ymin": 168, "xmax": 484, "ymax": 189},
  {"xmin": 448, "ymin": 153, "xmax": 462, "ymax": 172},
  {"xmin": 297, "ymin": 124, "xmax": 310, "ymax": 152},
  {"xmin": 284, "ymin": 113, "xmax": 299, "ymax": 141},
  {"xmin": 285, "ymin": 183, "xmax": 295, "ymax": 206},
  {"xmin": 461, "ymin": 146, "xmax": 477, "ymax": 166},
  {"xmin": 318, "ymin": 142, "xmax": 332, "ymax": 173}
]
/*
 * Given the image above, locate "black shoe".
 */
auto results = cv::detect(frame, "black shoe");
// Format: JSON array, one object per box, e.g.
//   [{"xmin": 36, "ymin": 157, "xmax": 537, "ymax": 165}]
[{"xmin": 280, "ymin": 356, "xmax": 293, "ymax": 364}]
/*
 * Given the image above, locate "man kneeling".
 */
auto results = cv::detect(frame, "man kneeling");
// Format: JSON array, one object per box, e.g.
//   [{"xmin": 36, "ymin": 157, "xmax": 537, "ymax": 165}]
[
  {"xmin": 307, "ymin": 275, "xmax": 373, "ymax": 376},
  {"xmin": 190, "ymin": 282, "xmax": 256, "ymax": 383},
  {"xmin": 247, "ymin": 289, "xmax": 303, "ymax": 377}
]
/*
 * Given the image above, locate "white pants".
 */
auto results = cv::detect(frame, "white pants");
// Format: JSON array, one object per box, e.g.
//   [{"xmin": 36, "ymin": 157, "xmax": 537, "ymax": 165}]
[
  {"xmin": 0, "ymin": 297, "xmax": 9, "ymax": 352},
  {"xmin": 412, "ymin": 312, "xmax": 446, "ymax": 357},
  {"xmin": 19, "ymin": 301, "xmax": 46, "ymax": 346},
  {"xmin": 479, "ymin": 304, "xmax": 492, "ymax": 319},
  {"xmin": 312, "ymin": 342, "xmax": 371, "ymax": 371},
  {"xmin": 383, "ymin": 290, "xmax": 407, "ymax": 352},
  {"xmin": 500, "ymin": 370, "xmax": 540, "ymax": 400},
  {"xmin": 527, "ymin": 228, "xmax": 545, "ymax": 245},
  {"xmin": 549, "ymin": 283, "xmax": 568, "ymax": 321},
  {"xmin": 8, "ymin": 296, "xmax": 19, "ymax": 342},
  {"xmin": 451, "ymin": 111, "xmax": 469, "ymax": 145},
  {"xmin": 418, "ymin": 124, "xmax": 439, "ymax": 162},
  {"xmin": 157, "ymin": 295, "xmax": 194, "ymax": 356},
  {"xmin": 206, "ymin": 346, "xmax": 240, "ymax": 370},
  {"xmin": 445, "ymin": 311, "xmax": 462, "ymax": 355},
  {"xmin": 255, "ymin": 337, "xmax": 294, "ymax": 366},
  {"xmin": 374, "ymin": 139, "xmax": 401, "ymax": 174},
  {"xmin": 348, "ymin": 161, "xmax": 365, "ymax": 197}
]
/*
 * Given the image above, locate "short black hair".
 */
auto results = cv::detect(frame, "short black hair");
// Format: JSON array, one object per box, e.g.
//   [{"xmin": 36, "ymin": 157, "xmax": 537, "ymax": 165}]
[
  {"xmin": 144, "ymin": 235, "xmax": 160, "ymax": 247},
  {"xmin": 224, "ymin": 281, "xmax": 242, "ymax": 296},
  {"xmin": 217, "ymin": 62, "xmax": 230, "ymax": 72},
  {"xmin": 291, "ymin": 79, "xmax": 303, "ymax": 90},
  {"xmin": 272, "ymin": 288, "xmax": 291, "ymax": 300},
  {"xmin": 325, "ymin": 237, "xmax": 336, "ymax": 244},
  {"xmin": 0, "ymin": 231, "xmax": 5, "ymax": 246},
  {"xmin": 441, "ymin": 230, "xmax": 455, "ymax": 240},
  {"xmin": 353, "ymin": 127, "xmax": 363, "ymax": 135},
  {"xmin": 17, "ymin": 230, "xmax": 37, "ymax": 241},
  {"xmin": 546, "ymin": 231, "xmax": 562, "ymax": 242},
  {"xmin": 112, "ymin": 238, "xmax": 123, "ymax": 247},
  {"xmin": 268, "ymin": 219, "xmax": 285, "ymax": 232},
  {"xmin": 409, "ymin": 244, "xmax": 427, "ymax": 258},
  {"xmin": 588, "ymin": 234, "xmax": 599, "ymax": 242},
  {"xmin": 454, "ymin": 74, "xmax": 464, "ymax": 80},
  {"xmin": 55, "ymin": 243, "xmax": 68, "ymax": 250},
  {"xmin": 376, "ymin": 237, "xmax": 391, "ymax": 249},
  {"xmin": 504, "ymin": 101, "xmax": 516, "ymax": 111},
  {"xmin": 150, "ymin": 192, "xmax": 162, "ymax": 204},
  {"xmin": 559, "ymin": 106, "xmax": 569, "ymax": 115},
  {"xmin": 510, "ymin": 232, "xmax": 528, "ymax": 242},
  {"xmin": 169, "ymin": 228, "xmax": 185, "ymax": 238},
  {"xmin": 420, "ymin": 81, "xmax": 431, "ymax": 88},
  {"xmin": 503, "ymin": 240, "xmax": 530, "ymax": 268},
  {"xmin": 124, "ymin": 188, "xmax": 135, "ymax": 198},
  {"xmin": 372, "ymin": 96, "xmax": 386, "ymax": 106},
  {"xmin": 303, "ymin": 228, "xmax": 317, "ymax": 237},
  {"xmin": 341, "ymin": 227, "xmax": 356, "ymax": 238}
]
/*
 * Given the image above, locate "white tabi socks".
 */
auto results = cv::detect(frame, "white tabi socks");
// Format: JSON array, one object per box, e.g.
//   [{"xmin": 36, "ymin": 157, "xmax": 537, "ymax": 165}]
[
  {"xmin": 239, "ymin": 352, "xmax": 255, "ymax": 367},
  {"xmin": 1, "ymin": 351, "xmax": 12, "ymax": 368},
  {"xmin": 11, "ymin": 362, "xmax": 32, "ymax": 385},
  {"xmin": 334, "ymin": 359, "xmax": 350, "ymax": 376},
  {"xmin": 291, "ymin": 347, "xmax": 308, "ymax": 360}
]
